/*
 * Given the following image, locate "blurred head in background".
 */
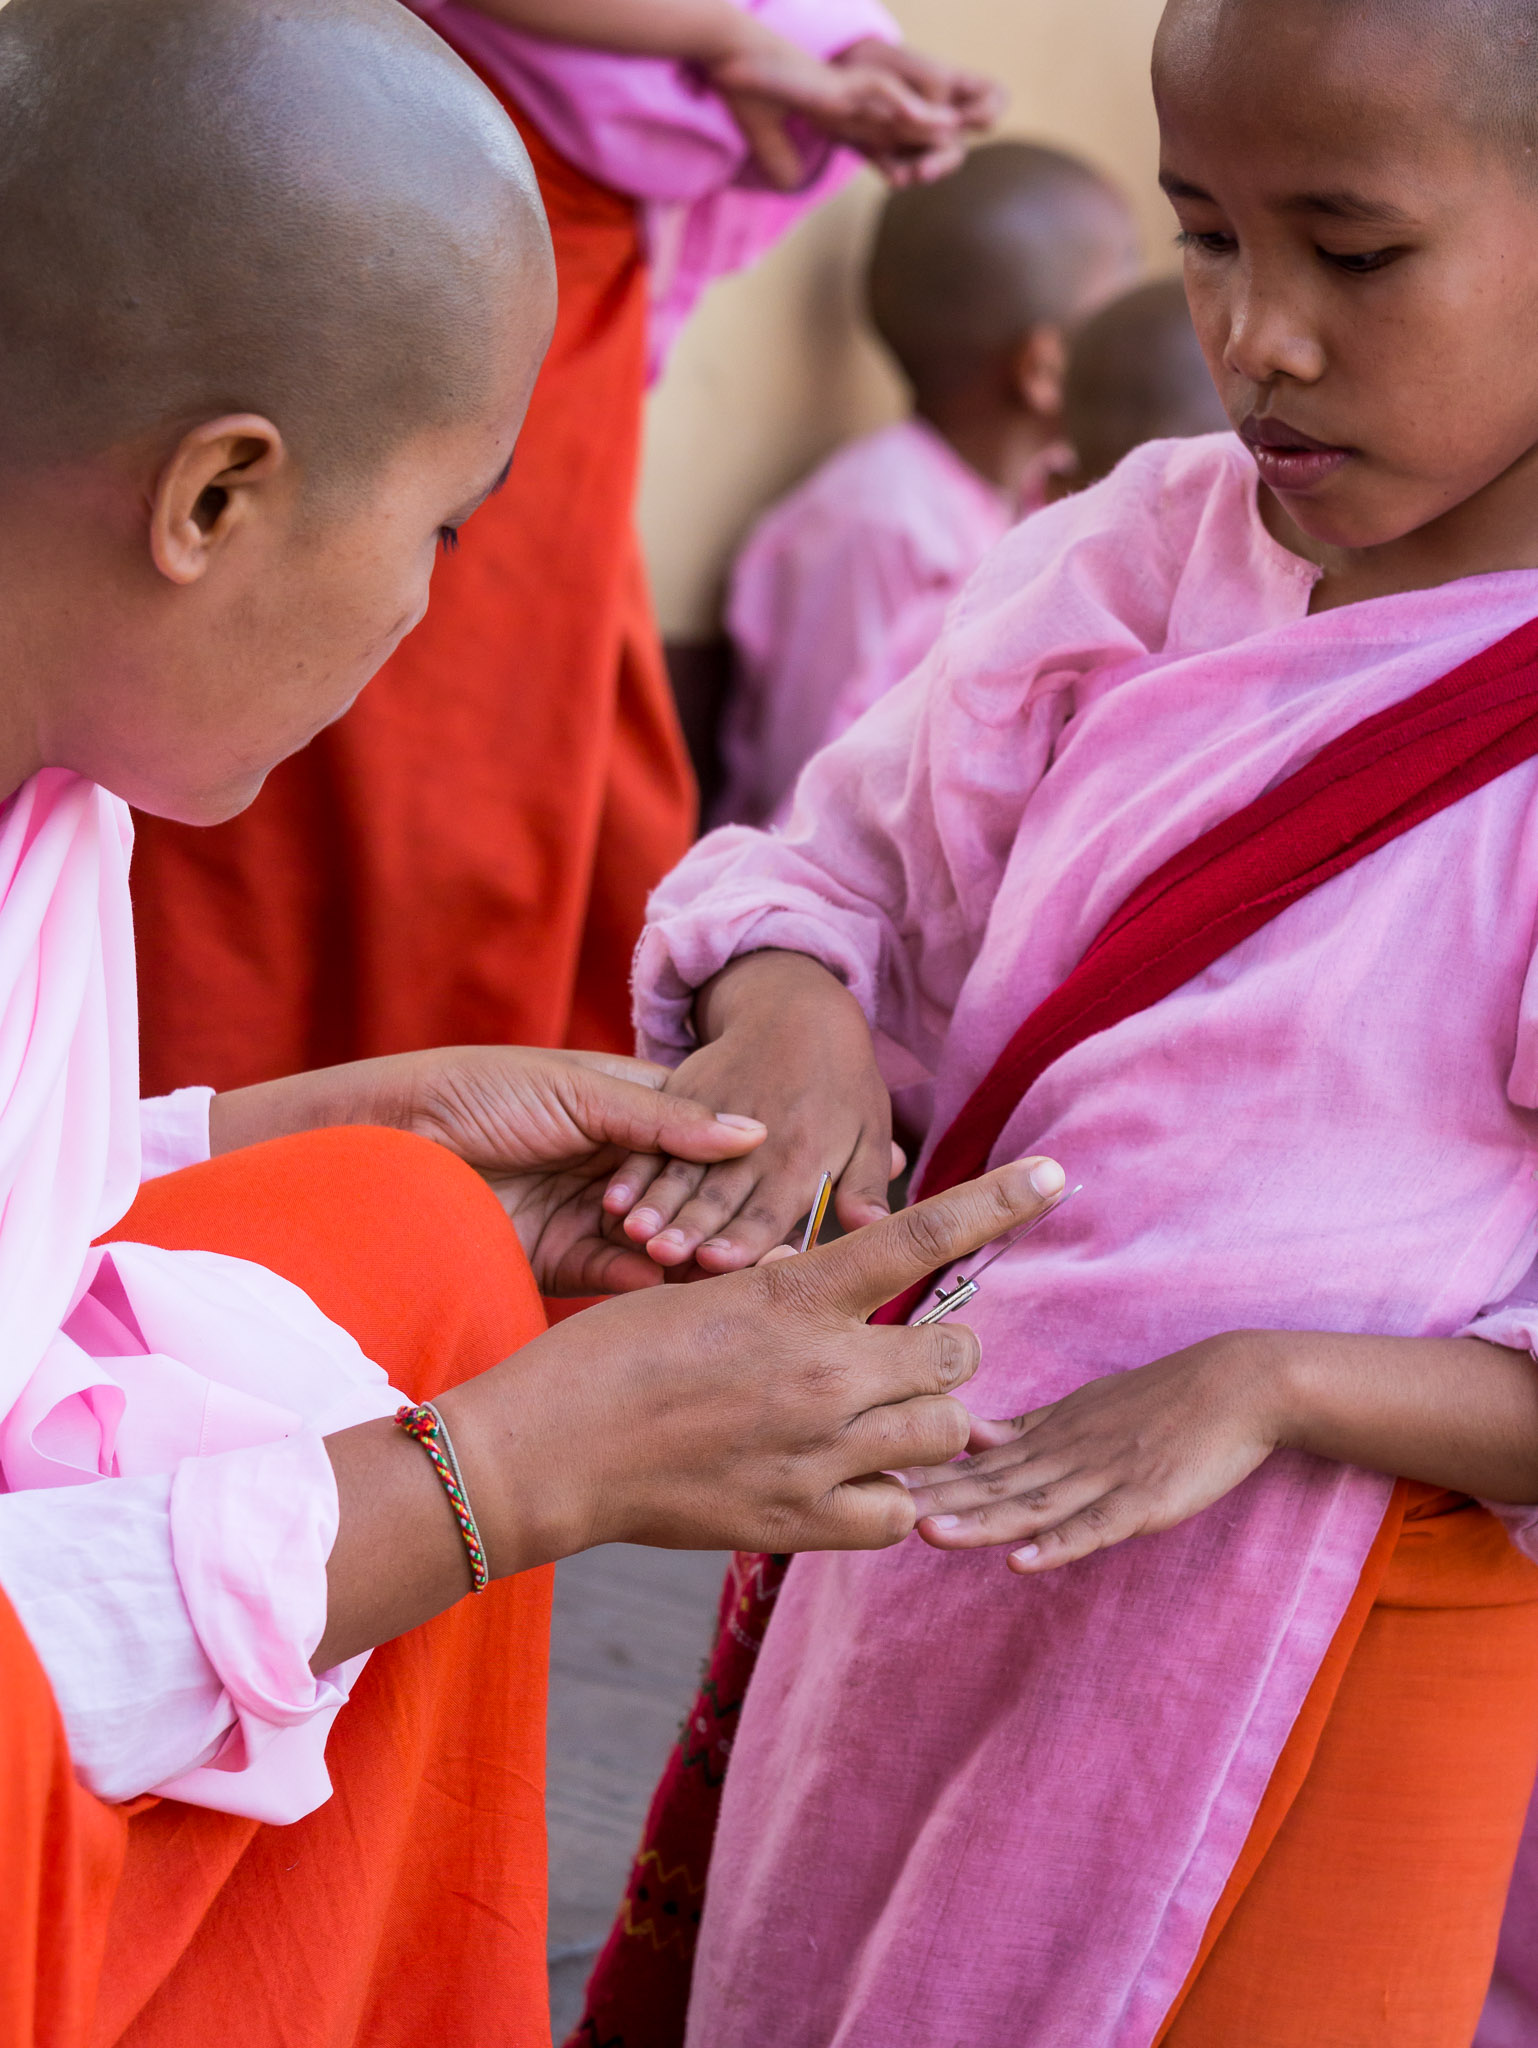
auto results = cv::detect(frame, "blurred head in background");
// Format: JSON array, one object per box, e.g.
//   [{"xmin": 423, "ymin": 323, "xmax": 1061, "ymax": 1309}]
[
  {"xmin": 1059, "ymin": 275, "xmax": 1230, "ymax": 489},
  {"xmin": 866, "ymin": 139, "xmax": 1141, "ymax": 500}
]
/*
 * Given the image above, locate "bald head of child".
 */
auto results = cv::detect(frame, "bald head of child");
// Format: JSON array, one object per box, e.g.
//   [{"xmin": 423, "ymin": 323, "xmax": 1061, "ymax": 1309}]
[
  {"xmin": 0, "ymin": 0, "xmax": 554, "ymax": 825},
  {"xmin": 866, "ymin": 141, "xmax": 1140, "ymax": 494},
  {"xmin": 1061, "ymin": 276, "xmax": 1229, "ymax": 488},
  {"xmin": 1153, "ymin": 0, "xmax": 1538, "ymax": 595}
]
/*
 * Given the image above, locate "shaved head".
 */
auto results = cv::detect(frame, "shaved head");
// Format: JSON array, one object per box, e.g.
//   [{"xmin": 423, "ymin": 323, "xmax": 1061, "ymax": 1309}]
[
  {"xmin": 1063, "ymin": 276, "xmax": 1228, "ymax": 483},
  {"xmin": 1156, "ymin": 0, "xmax": 1538, "ymax": 165},
  {"xmin": 0, "ymin": 0, "xmax": 552, "ymax": 481},
  {"xmin": 866, "ymin": 141, "xmax": 1139, "ymax": 403}
]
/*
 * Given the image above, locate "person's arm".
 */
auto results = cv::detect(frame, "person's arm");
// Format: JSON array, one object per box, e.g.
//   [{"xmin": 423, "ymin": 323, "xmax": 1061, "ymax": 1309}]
[
  {"xmin": 312, "ymin": 1156, "xmax": 1067, "ymax": 1667},
  {"xmin": 438, "ymin": 0, "xmax": 1002, "ymax": 189},
  {"xmin": 898, "ymin": 1325, "xmax": 1538, "ymax": 1573}
]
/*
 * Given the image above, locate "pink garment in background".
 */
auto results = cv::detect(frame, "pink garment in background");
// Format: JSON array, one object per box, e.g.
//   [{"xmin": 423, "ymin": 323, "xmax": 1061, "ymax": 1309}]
[
  {"xmin": 0, "ymin": 770, "xmax": 403, "ymax": 1820},
  {"xmin": 403, "ymin": 0, "xmax": 898, "ymax": 376},
  {"xmin": 635, "ymin": 435, "xmax": 1538, "ymax": 2046},
  {"xmin": 714, "ymin": 418, "xmax": 1021, "ymax": 828}
]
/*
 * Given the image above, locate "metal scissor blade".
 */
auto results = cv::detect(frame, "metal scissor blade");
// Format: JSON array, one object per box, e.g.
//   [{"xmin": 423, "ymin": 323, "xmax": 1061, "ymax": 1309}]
[{"xmin": 913, "ymin": 1183, "xmax": 1083, "ymax": 1324}]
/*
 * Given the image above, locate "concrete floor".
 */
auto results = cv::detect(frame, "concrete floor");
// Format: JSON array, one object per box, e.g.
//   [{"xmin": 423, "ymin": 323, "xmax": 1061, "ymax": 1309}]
[{"xmin": 545, "ymin": 1544, "xmax": 729, "ymax": 2042}]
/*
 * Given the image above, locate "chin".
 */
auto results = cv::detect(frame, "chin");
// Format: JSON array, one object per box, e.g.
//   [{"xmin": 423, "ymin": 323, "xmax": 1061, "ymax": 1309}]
[{"xmin": 134, "ymin": 769, "xmax": 271, "ymax": 829}]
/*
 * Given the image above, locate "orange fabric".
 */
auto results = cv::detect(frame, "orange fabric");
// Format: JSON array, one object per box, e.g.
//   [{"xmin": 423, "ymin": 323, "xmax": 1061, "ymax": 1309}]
[
  {"xmin": 1160, "ymin": 1481, "xmax": 1538, "ymax": 2047},
  {"xmin": 130, "ymin": 99, "xmax": 696, "ymax": 1094},
  {"xmin": 4, "ymin": 1125, "xmax": 554, "ymax": 2047}
]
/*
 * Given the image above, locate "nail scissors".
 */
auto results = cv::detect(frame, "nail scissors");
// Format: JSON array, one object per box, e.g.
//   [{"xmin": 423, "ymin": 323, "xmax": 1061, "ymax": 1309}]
[{"xmin": 911, "ymin": 1184, "xmax": 1083, "ymax": 1325}]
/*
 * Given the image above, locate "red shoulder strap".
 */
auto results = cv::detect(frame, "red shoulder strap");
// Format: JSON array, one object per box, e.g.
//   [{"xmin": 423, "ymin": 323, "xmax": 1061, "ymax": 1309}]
[{"xmin": 879, "ymin": 613, "xmax": 1538, "ymax": 1325}]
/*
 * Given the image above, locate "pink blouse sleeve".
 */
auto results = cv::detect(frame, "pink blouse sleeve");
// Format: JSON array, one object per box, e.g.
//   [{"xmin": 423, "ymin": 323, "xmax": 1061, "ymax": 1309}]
[{"xmin": 635, "ymin": 445, "xmax": 1185, "ymax": 1080}]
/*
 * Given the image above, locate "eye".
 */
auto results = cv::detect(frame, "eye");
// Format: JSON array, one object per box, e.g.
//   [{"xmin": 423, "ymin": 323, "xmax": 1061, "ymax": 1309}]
[
  {"xmin": 1318, "ymin": 245, "xmax": 1402, "ymax": 275},
  {"xmin": 437, "ymin": 525, "xmax": 461, "ymax": 554},
  {"xmin": 1176, "ymin": 228, "xmax": 1237, "ymax": 258}
]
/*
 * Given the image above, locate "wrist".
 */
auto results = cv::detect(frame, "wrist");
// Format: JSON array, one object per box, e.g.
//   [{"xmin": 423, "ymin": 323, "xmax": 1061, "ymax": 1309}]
[
  {"xmin": 692, "ymin": 6, "xmax": 783, "ymax": 74},
  {"xmin": 1215, "ymin": 1327, "xmax": 1311, "ymax": 1449},
  {"xmin": 695, "ymin": 949, "xmax": 852, "ymax": 1043}
]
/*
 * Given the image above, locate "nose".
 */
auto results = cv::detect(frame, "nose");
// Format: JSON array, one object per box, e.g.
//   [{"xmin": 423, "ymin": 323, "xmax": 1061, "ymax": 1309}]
[{"xmin": 1221, "ymin": 261, "xmax": 1326, "ymax": 390}]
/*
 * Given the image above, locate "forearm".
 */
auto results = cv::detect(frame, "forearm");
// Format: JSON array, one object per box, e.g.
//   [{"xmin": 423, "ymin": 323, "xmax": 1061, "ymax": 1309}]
[
  {"xmin": 1262, "ymin": 1327, "xmax": 1538, "ymax": 1502},
  {"xmin": 209, "ymin": 1053, "xmax": 426, "ymax": 1156},
  {"xmin": 439, "ymin": 0, "xmax": 768, "ymax": 65}
]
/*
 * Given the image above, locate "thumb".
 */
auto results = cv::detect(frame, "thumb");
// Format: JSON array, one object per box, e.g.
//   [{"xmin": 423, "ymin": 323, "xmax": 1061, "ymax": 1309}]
[
  {"xmin": 813, "ymin": 1158, "xmax": 1067, "ymax": 1321},
  {"xmin": 574, "ymin": 1070, "xmax": 767, "ymax": 1165}
]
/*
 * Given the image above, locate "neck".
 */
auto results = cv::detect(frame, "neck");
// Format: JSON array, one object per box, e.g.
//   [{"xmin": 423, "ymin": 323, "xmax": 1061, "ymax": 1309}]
[
  {"xmin": 1266, "ymin": 441, "xmax": 1538, "ymax": 614},
  {"xmin": 914, "ymin": 390, "xmax": 1058, "ymax": 505},
  {"xmin": 0, "ymin": 549, "xmax": 55, "ymax": 809}
]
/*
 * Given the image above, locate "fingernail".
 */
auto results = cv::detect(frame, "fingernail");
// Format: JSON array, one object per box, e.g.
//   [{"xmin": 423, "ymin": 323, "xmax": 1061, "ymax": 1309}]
[
  {"xmin": 928, "ymin": 1515, "xmax": 962, "ymax": 1530},
  {"xmin": 1029, "ymin": 1160, "xmax": 1066, "ymax": 1199},
  {"xmin": 701, "ymin": 1236, "xmax": 733, "ymax": 1251},
  {"xmin": 1010, "ymin": 1543, "xmax": 1040, "ymax": 1564},
  {"xmin": 627, "ymin": 1209, "xmax": 662, "ymax": 1238},
  {"xmin": 715, "ymin": 1113, "xmax": 766, "ymax": 1131},
  {"xmin": 605, "ymin": 1185, "xmax": 631, "ymax": 1208},
  {"xmin": 653, "ymin": 1229, "xmax": 688, "ymax": 1249}
]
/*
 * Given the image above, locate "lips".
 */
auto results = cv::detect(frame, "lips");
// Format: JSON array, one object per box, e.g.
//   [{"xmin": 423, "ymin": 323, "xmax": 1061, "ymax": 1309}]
[{"xmin": 1240, "ymin": 414, "xmax": 1351, "ymax": 493}]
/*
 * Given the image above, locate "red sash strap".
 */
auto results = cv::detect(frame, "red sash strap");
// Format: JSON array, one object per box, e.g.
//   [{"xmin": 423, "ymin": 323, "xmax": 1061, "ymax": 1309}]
[
  {"xmin": 567, "ymin": 613, "xmax": 1538, "ymax": 2048},
  {"xmin": 877, "ymin": 610, "xmax": 1538, "ymax": 1329}
]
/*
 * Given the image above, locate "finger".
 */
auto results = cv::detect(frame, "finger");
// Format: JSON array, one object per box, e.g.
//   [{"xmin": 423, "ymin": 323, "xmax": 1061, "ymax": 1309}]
[
  {"xmin": 918, "ymin": 1467, "xmax": 1106, "ymax": 1549},
  {"xmin": 728, "ymin": 96, "xmax": 809, "ymax": 190},
  {"xmin": 907, "ymin": 1449, "xmax": 1080, "ymax": 1527},
  {"xmin": 693, "ymin": 1161, "xmax": 843, "ymax": 1272},
  {"xmin": 602, "ymin": 1149, "xmax": 667, "ymax": 1217},
  {"xmin": 644, "ymin": 1158, "xmax": 774, "ymax": 1268},
  {"xmin": 833, "ymin": 1121, "xmax": 899, "ymax": 1231},
  {"xmin": 622, "ymin": 1158, "xmax": 709, "ymax": 1247},
  {"xmin": 840, "ymin": 1391, "xmax": 972, "ymax": 1474},
  {"xmin": 573, "ymin": 1071, "xmax": 766, "ymax": 1171},
  {"xmin": 964, "ymin": 1408, "xmax": 1036, "ymax": 1454},
  {"xmin": 807, "ymin": 1157, "xmax": 1068, "ymax": 1322},
  {"xmin": 1007, "ymin": 1490, "xmax": 1141, "ymax": 1574},
  {"xmin": 811, "ymin": 1473, "xmax": 918, "ymax": 1550},
  {"xmin": 547, "ymin": 1238, "xmax": 669, "ymax": 1299}
]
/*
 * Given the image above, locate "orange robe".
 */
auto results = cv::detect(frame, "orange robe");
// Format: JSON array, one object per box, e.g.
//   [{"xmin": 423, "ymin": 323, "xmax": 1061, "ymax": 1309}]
[
  {"xmin": 1159, "ymin": 1482, "xmax": 1538, "ymax": 2046},
  {"xmin": 4, "ymin": 1124, "xmax": 553, "ymax": 2048},
  {"xmin": 130, "ymin": 102, "xmax": 695, "ymax": 1095}
]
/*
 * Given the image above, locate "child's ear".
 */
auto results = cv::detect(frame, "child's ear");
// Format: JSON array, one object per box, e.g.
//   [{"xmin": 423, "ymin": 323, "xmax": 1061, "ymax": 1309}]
[
  {"xmin": 148, "ymin": 415, "xmax": 288, "ymax": 587},
  {"xmin": 1010, "ymin": 326, "xmax": 1069, "ymax": 421}
]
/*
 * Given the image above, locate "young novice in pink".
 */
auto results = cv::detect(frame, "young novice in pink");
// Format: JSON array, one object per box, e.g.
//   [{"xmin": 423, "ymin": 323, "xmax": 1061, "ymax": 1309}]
[
  {"xmin": 714, "ymin": 141, "xmax": 1139, "ymax": 828},
  {"xmin": 602, "ymin": 0, "xmax": 1538, "ymax": 2039}
]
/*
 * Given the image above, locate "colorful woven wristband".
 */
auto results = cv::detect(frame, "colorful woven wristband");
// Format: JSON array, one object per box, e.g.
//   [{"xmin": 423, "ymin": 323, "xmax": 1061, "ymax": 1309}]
[{"xmin": 395, "ymin": 1400, "xmax": 491, "ymax": 1592}]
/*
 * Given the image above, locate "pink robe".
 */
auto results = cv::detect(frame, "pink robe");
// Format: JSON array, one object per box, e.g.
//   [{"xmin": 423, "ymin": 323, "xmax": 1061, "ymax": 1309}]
[
  {"xmin": 715, "ymin": 417, "xmax": 1020, "ymax": 828},
  {"xmin": 635, "ymin": 433, "xmax": 1538, "ymax": 2046},
  {"xmin": 0, "ymin": 771, "xmax": 403, "ymax": 1820},
  {"xmin": 404, "ymin": 0, "xmax": 898, "ymax": 377}
]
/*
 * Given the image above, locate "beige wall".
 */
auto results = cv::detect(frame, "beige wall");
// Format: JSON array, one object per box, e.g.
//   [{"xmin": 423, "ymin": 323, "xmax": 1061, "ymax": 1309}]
[{"xmin": 639, "ymin": 0, "xmax": 1173, "ymax": 638}]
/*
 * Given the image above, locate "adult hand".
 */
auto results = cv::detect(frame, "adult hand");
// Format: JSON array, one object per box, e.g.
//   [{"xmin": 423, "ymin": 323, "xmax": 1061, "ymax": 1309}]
[
  {"xmin": 208, "ymin": 1045, "xmax": 768, "ymax": 1296},
  {"xmin": 316, "ymin": 1157, "xmax": 1066, "ymax": 1665},
  {"xmin": 602, "ymin": 949, "xmax": 900, "ymax": 1275}
]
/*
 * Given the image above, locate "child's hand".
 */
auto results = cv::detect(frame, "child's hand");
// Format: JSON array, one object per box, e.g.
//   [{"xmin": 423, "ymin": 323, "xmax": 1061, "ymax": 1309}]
[
  {"xmin": 901, "ymin": 1334, "xmax": 1286, "ymax": 1573},
  {"xmin": 602, "ymin": 949, "xmax": 900, "ymax": 1275},
  {"xmin": 706, "ymin": 26, "xmax": 998, "ymax": 191}
]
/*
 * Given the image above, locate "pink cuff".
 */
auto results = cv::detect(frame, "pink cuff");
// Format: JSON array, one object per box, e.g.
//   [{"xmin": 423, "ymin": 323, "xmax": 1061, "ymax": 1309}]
[{"xmin": 138, "ymin": 1088, "xmax": 214, "ymax": 1181}]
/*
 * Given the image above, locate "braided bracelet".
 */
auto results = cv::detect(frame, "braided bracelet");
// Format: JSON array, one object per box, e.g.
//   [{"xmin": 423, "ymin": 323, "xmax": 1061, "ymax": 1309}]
[{"xmin": 395, "ymin": 1400, "xmax": 491, "ymax": 1592}]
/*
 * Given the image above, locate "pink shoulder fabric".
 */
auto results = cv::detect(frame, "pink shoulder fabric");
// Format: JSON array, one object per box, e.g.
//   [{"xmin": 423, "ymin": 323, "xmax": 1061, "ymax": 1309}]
[
  {"xmin": 0, "ymin": 772, "xmax": 400, "ymax": 1817},
  {"xmin": 403, "ymin": 0, "xmax": 900, "ymax": 375}
]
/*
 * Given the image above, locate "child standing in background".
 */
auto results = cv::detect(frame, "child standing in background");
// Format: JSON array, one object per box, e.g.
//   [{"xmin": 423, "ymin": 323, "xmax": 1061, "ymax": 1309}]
[{"xmin": 713, "ymin": 140, "xmax": 1139, "ymax": 828}]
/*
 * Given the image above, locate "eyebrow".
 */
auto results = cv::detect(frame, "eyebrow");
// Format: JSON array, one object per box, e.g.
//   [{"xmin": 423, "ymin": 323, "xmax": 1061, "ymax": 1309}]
[{"xmin": 1159, "ymin": 170, "xmax": 1417, "ymax": 228}]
